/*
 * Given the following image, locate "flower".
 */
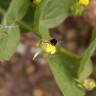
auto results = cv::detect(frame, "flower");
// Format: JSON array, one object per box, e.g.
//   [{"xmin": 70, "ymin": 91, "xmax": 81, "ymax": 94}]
[
  {"xmin": 43, "ymin": 43, "xmax": 56, "ymax": 54},
  {"xmin": 79, "ymin": 0, "xmax": 89, "ymax": 6},
  {"xmin": 33, "ymin": 0, "xmax": 41, "ymax": 5},
  {"xmin": 40, "ymin": 39, "xmax": 57, "ymax": 54},
  {"xmin": 76, "ymin": 78, "xmax": 96, "ymax": 91},
  {"xmin": 83, "ymin": 78, "xmax": 96, "ymax": 91},
  {"xmin": 33, "ymin": 39, "xmax": 57, "ymax": 60}
]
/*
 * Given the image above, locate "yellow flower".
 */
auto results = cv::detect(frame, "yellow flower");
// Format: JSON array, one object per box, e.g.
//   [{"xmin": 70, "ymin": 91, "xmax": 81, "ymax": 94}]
[
  {"xmin": 40, "ymin": 39, "xmax": 57, "ymax": 54},
  {"xmin": 33, "ymin": 39, "xmax": 56, "ymax": 60},
  {"xmin": 83, "ymin": 78, "xmax": 96, "ymax": 91},
  {"xmin": 76, "ymin": 78, "xmax": 96, "ymax": 91},
  {"xmin": 44, "ymin": 43, "xmax": 56, "ymax": 54},
  {"xmin": 33, "ymin": 0, "xmax": 41, "ymax": 5},
  {"xmin": 79, "ymin": 0, "xmax": 89, "ymax": 6}
]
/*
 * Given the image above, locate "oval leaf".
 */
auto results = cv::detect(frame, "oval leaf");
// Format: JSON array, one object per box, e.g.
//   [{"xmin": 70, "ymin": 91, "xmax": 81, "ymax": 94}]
[
  {"xmin": 78, "ymin": 37, "xmax": 96, "ymax": 81},
  {"xmin": 34, "ymin": 0, "xmax": 76, "ymax": 38},
  {"xmin": 48, "ymin": 47, "xmax": 85, "ymax": 96},
  {"xmin": 0, "ymin": 0, "xmax": 29, "ymax": 61},
  {"xmin": 0, "ymin": 27, "xmax": 20, "ymax": 61}
]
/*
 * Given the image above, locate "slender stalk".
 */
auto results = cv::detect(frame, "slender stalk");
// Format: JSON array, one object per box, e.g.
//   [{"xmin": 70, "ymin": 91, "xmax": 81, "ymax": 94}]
[
  {"xmin": 17, "ymin": 20, "xmax": 33, "ymax": 31},
  {"xmin": 60, "ymin": 47, "xmax": 81, "ymax": 60},
  {"xmin": 17, "ymin": 20, "xmax": 41, "ymax": 37}
]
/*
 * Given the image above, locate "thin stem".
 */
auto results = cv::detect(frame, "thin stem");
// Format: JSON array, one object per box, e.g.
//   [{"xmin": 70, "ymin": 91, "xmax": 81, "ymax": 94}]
[
  {"xmin": 17, "ymin": 20, "xmax": 41, "ymax": 37},
  {"xmin": 60, "ymin": 47, "xmax": 81, "ymax": 60},
  {"xmin": 17, "ymin": 20, "xmax": 33, "ymax": 31}
]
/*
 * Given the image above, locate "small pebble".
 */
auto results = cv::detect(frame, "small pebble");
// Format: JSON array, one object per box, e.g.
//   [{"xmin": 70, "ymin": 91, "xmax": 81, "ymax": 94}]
[
  {"xmin": 32, "ymin": 88, "xmax": 44, "ymax": 96},
  {"xmin": 25, "ymin": 65, "xmax": 35, "ymax": 75},
  {"xmin": 66, "ymin": 29, "xmax": 76, "ymax": 41},
  {"xmin": 16, "ymin": 43, "xmax": 27, "ymax": 55}
]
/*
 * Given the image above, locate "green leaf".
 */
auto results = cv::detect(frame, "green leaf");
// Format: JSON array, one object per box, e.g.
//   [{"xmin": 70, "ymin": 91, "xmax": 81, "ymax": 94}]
[
  {"xmin": 3, "ymin": 0, "xmax": 29, "ymax": 24},
  {"xmin": 0, "ymin": 0, "xmax": 29, "ymax": 61},
  {"xmin": 91, "ymin": 29, "xmax": 96, "ymax": 41},
  {"xmin": 92, "ymin": 90, "xmax": 96, "ymax": 96},
  {"xmin": 0, "ymin": 27, "xmax": 20, "ymax": 61},
  {"xmin": 18, "ymin": 5, "xmax": 39, "ymax": 35},
  {"xmin": 93, "ymin": 66, "xmax": 96, "ymax": 77},
  {"xmin": 34, "ymin": 0, "xmax": 76, "ymax": 38},
  {"xmin": 22, "ymin": 5, "xmax": 36, "ymax": 30},
  {"xmin": 48, "ymin": 47, "xmax": 85, "ymax": 96},
  {"xmin": 0, "ymin": 0, "xmax": 11, "ymax": 11},
  {"xmin": 78, "ymin": 37, "xmax": 96, "ymax": 81}
]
